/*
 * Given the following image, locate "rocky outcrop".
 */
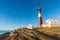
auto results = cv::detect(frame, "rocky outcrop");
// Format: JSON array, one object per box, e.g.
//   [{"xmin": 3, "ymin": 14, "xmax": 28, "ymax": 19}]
[{"xmin": 0, "ymin": 27, "xmax": 60, "ymax": 40}]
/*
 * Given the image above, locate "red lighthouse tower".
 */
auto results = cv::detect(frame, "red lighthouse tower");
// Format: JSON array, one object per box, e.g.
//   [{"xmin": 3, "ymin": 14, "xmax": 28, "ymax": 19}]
[{"xmin": 38, "ymin": 7, "xmax": 43, "ymax": 27}]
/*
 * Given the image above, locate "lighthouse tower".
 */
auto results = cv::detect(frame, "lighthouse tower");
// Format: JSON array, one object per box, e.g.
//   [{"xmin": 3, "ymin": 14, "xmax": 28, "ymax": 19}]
[{"xmin": 38, "ymin": 7, "xmax": 43, "ymax": 27}]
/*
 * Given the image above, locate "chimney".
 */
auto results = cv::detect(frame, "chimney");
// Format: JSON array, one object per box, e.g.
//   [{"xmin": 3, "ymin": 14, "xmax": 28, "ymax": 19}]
[{"xmin": 38, "ymin": 7, "xmax": 43, "ymax": 27}]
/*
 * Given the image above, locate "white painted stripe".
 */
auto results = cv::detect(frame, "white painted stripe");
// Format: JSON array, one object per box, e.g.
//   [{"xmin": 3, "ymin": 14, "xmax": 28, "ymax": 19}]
[{"xmin": 38, "ymin": 13, "xmax": 41, "ymax": 17}]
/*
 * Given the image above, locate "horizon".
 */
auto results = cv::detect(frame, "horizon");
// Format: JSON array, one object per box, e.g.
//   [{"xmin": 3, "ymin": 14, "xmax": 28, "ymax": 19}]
[{"xmin": 0, "ymin": 0, "xmax": 60, "ymax": 30}]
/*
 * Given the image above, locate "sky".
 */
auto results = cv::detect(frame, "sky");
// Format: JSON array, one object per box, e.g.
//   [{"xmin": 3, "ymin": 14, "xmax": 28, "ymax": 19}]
[{"xmin": 0, "ymin": 0, "xmax": 60, "ymax": 30}]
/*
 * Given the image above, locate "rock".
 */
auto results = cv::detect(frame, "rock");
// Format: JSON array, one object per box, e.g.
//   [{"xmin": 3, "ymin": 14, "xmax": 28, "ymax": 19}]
[{"xmin": 0, "ymin": 27, "xmax": 60, "ymax": 40}]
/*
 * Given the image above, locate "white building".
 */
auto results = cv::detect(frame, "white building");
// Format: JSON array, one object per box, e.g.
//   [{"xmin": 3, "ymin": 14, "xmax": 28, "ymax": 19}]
[
  {"xmin": 41, "ymin": 18, "xmax": 58, "ymax": 27},
  {"xmin": 26, "ymin": 24, "xmax": 33, "ymax": 29}
]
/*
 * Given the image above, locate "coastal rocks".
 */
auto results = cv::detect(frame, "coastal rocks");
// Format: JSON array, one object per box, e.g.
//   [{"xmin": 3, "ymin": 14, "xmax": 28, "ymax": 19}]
[{"xmin": 0, "ymin": 27, "xmax": 60, "ymax": 40}]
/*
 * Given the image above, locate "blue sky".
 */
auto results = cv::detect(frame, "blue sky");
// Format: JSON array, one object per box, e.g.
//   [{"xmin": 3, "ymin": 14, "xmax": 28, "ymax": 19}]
[{"xmin": 0, "ymin": 0, "xmax": 60, "ymax": 30}]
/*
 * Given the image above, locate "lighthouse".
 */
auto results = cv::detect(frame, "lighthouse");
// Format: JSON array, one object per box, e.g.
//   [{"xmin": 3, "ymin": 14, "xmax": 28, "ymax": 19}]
[{"xmin": 38, "ymin": 7, "xmax": 43, "ymax": 27}]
